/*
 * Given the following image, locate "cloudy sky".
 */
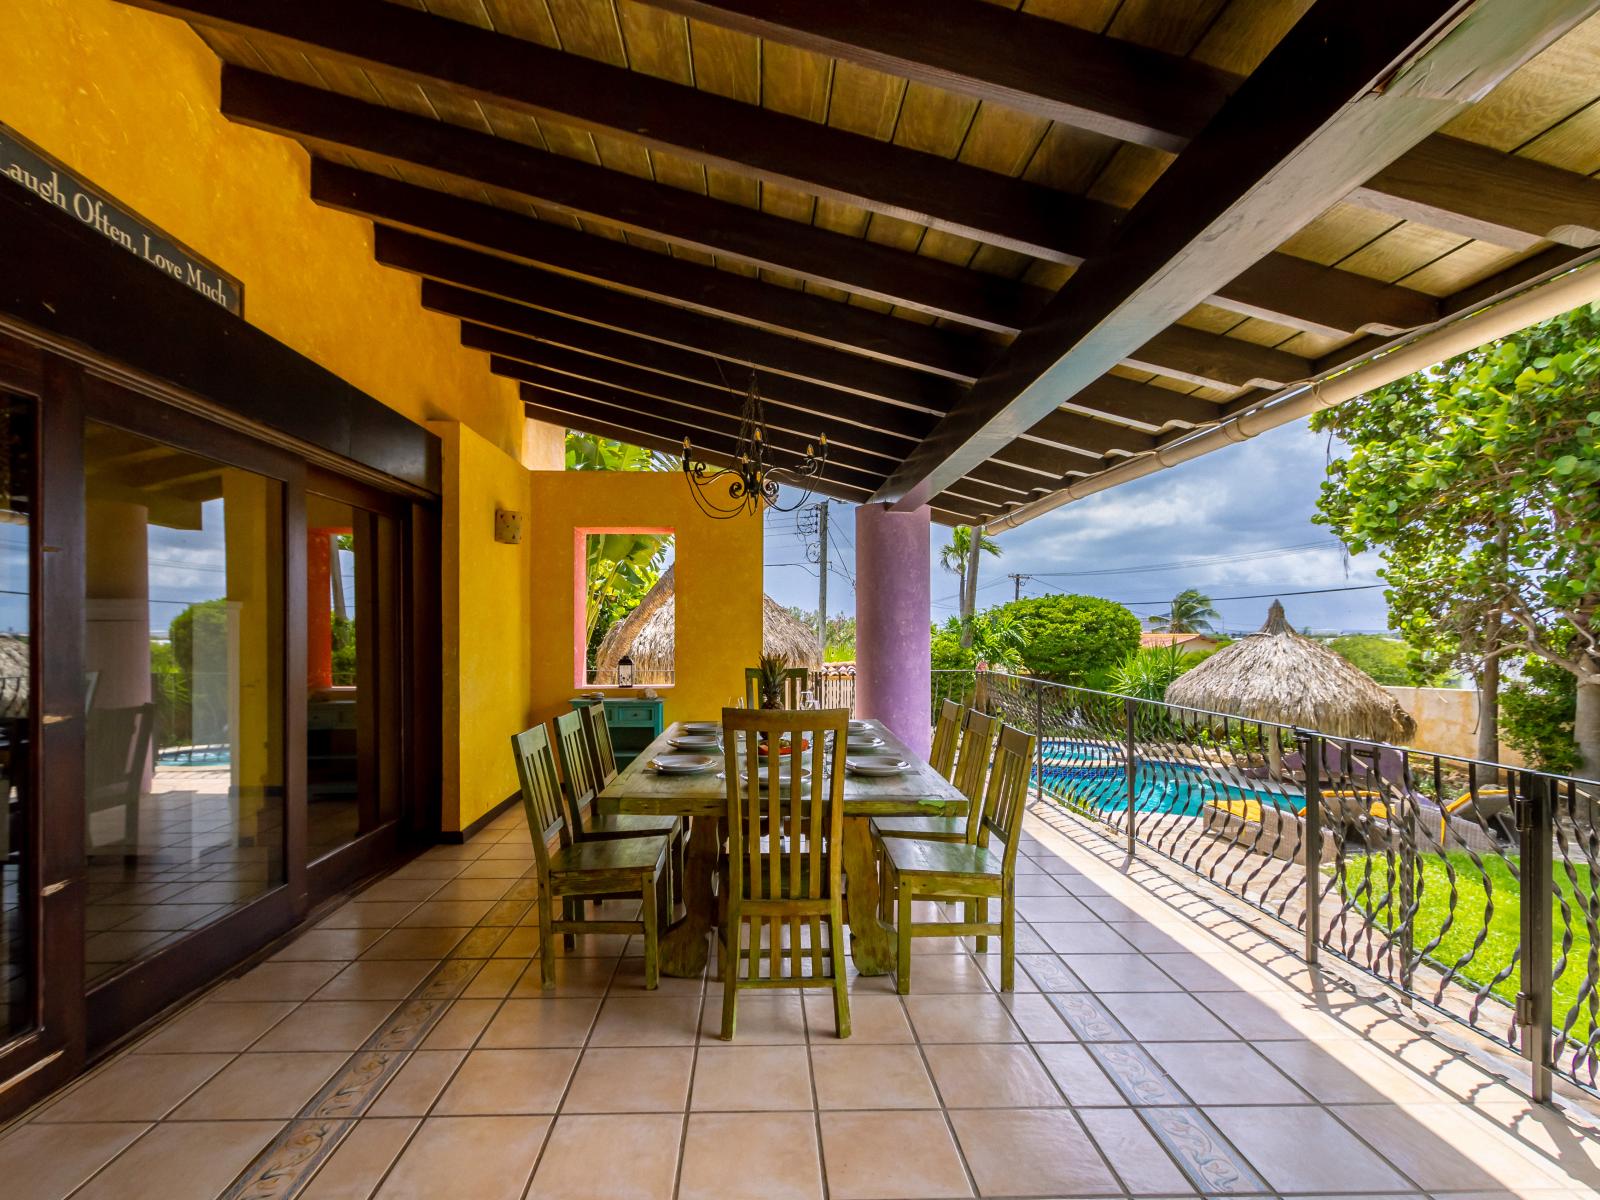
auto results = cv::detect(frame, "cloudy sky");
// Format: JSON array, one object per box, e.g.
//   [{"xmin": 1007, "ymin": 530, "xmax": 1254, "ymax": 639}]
[{"xmin": 764, "ymin": 413, "xmax": 1392, "ymax": 637}]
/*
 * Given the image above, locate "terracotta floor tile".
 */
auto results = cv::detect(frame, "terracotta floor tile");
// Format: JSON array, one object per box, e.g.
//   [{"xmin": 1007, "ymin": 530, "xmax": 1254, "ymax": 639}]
[
  {"xmin": 314, "ymin": 960, "xmax": 437, "ymax": 1001},
  {"xmin": 0, "ymin": 1121, "xmax": 149, "ymax": 1199},
  {"xmin": 271, "ymin": 927, "xmax": 387, "ymax": 961},
  {"xmin": 679, "ymin": 1112, "xmax": 823, "ymax": 1200},
  {"xmin": 1013, "ymin": 895, "xmax": 1094, "ymax": 922},
  {"xmin": 35, "ymin": 1053, "xmax": 232, "ymax": 1122},
  {"xmin": 811, "ymin": 1044, "xmax": 938, "ymax": 1109},
  {"xmin": 804, "ymin": 993, "xmax": 911, "ymax": 1043},
  {"xmin": 478, "ymin": 998, "xmax": 601, "ymax": 1048},
  {"xmin": 1031, "ymin": 921, "xmax": 1136, "ymax": 955},
  {"xmin": 375, "ymin": 1115, "xmax": 550, "ymax": 1200},
  {"xmin": 1098, "ymin": 990, "xmax": 1237, "ymax": 1041},
  {"xmin": 1335, "ymin": 1103, "xmax": 1572, "ymax": 1192},
  {"xmin": 428, "ymin": 876, "xmax": 515, "ymax": 902},
  {"xmin": 300, "ymin": 1118, "xmax": 420, "ymax": 1200},
  {"xmin": 1145, "ymin": 1040, "xmax": 1307, "ymax": 1105},
  {"xmin": 137, "ymin": 1000, "xmax": 298, "ymax": 1053},
  {"xmin": 318, "ymin": 901, "xmax": 420, "ymax": 929},
  {"xmin": 509, "ymin": 956, "xmax": 616, "ymax": 997},
  {"xmin": 456, "ymin": 957, "xmax": 523, "ymax": 999},
  {"xmin": 399, "ymin": 899, "xmax": 496, "ymax": 927},
  {"xmin": 924, "ymin": 1044, "xmax": 1062, "ymax": 1108},
  {"xmin": 562, "ymin": 1047, "xmax": 694, "ymax": 1113},
  {"xmin": 819, "ymin": 1110, "xmax": 972, "ymax": 1200},
  {"xmin": 368, "ymin": 1050, "xmax": 467, "ymax": 1117},
  {"xmin": 996, "ymin": 993, "xmax": 1074, "ymax": 1041},
  {"xmin": 1032, "ymin": 1042, "xmax": 1124, "ymax": 1106},
  {"xmin": 1149, "ymin": 951, "xmax": 1257, "ymax": 991},
  {"xmin": 903, "ymin": 994, "xmax": 1023, "ymax": 1043},
  {"xmin": 589, "ymin": 996, "xmax": 702, "ymax": 1047},
  {"xmin": 361, "ymin": 926, "xmax": 470, "ymax": 960},
  {"xmin": 169, "ymin": 1051, "xmax": 348, "ymax": 1119},
  {"xmin": 212, "ymin": 960, "xmax": 345, "ymax": 1003},
  {"xmin": 72, "ymin": 1119, "xmax": 285, "ymax": 1200},
  {"xmin": 1066, "ymin": 952, "xmax": 1184, "ymax": 992},
  {"xmin": 528, "ymin": 1113, "xmax": 682, "ymax": 1200},
  {"xmin": 354, "ymin": 877, "xmax": 444, "ymax": 903},
  {"xmin": 1205, "ymin": 1104, "xmax": 1411, "ymax": 1194},
  {"xmin": 900, "ymin": 954, "xmax": 995, "ymax": 994},
  {"xmin": 692, "ymin": 1044, "xmax": 813, "ymax": 1110},
  {"xmin": 432, "ymin": 1048, "xmax": 578, "ymax": 1114},
  {"xmin": 252, "ymin": 1000, "xmax": 399, "ymax": 1052},
  {"xmin": 1016, "ymin": 953, "xmax": 1085, "ymax": 992},
  {"xmin": 418, "ymin": 999, "xmax": 502, "ymax": 1050},
  {"xmin": 701, "ymin": 993, "xmax": 807, "ymax": 1043},
  {"xmin": 1076, "ymin": 1105, "xmax": 1194, "ymax": 1195},
  {"xmin": 951, "ymin": 1108, "xmax": 1119, "ymax": 1197}
]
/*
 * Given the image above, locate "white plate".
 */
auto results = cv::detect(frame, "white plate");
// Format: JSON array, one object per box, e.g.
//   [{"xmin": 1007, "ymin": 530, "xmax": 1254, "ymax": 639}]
[
  {"xmin": 846, "ymin": 735, "xmax": 885, "ymax": 752},
  {"xmin": 741, "ymin": 766, "xmax": 813, "ymax": 788},
  {"xmin": 846, "ymin": 757, "xmax": 910, "ymax": 776},
  {"xmin": 847, "ymin": 720, "xmax": 874, "ymax": 734},
  {"xmin": 681, "ymin": 721, "xmax": 721, "ymax": 734},
  {"xmin": 670, "ymin": 734, "xmax": 721, "ymax": 750},
  {"xmin": 649, "ymin": 754, "xmax": 716, "ymax": 774}
]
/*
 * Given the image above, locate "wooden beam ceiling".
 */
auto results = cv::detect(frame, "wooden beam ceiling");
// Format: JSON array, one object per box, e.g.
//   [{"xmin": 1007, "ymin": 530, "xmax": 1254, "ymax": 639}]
[
  {"xmin": 310, "ymin": 161, "xmax": 991, "ymax": 379},
  {"xmin": 873, "ymin": 0, "xmax": 1598, "ymax": 511},
  {"xmin": 376, "ymin": 228, "xmax": 966, "ymax": 410}
]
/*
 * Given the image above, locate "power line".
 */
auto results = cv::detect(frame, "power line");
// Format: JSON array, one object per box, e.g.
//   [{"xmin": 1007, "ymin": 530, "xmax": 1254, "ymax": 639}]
[{"xmin": 1019, "ymin": 540, "xmax": 1343, "ymax": 579}]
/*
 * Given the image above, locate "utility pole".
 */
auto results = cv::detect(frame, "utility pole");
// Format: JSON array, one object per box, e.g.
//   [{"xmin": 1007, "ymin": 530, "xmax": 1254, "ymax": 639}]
[
  {"xmin": 815, "ymin": 502, "xmax": 829, "ymax": 660},
  {"xmin": 1009, "ymin": 573, "xmax": 1027, "ymax": 602}
]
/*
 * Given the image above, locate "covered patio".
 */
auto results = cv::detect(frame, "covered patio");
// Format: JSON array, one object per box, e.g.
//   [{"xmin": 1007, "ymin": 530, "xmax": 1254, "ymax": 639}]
[{"xmin": 4, "ymin": 798, "xmax": 1597, "ymax": 1199}]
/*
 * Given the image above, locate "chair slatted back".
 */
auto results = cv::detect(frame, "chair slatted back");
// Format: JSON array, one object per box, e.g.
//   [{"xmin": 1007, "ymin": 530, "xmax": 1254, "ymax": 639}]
[
  {"xmin": 554, "ymin": 709, "xmax": 598, "ymax": 831},
  {"xmin": 743, "ymin": 666, "xmax": 812, "ymax": 711},
  {"xmin": 953, "ymin": 710, "xmax": 999, "ymax": 843},
  {"xmin": 511, "ymin": 723, "xmax": 567, "ymax": 873},
  {"xmin": 723, "ymin": 706, "xmax": 846, "ymax": 981},
  {"xmin": 579, "ymin": 703, "xmax": 619, "ymax": 788},
  {"xmin": 929, "ymin": 699, "xmax": 963, "ymax": 780},
  {"xmin": 979, "ymin": 725, "xmax": 1036, "ymax": 871}
]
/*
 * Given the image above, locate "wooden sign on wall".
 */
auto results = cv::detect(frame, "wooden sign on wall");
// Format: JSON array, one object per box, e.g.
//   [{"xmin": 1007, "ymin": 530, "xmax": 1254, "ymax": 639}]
[{"xmin": 0, "ymin": 121, "xmax": 243, "ymax": 315}]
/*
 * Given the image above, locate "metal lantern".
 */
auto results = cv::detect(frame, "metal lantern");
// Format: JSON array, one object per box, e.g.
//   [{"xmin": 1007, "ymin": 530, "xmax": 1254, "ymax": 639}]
[{"xmin": 616, "ymin": 654, "xmax": 635, "ymax": 688}]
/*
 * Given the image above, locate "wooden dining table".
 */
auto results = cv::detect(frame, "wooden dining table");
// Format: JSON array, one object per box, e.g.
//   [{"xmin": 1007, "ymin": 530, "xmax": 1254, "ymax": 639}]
[{"xmin": 596, "ymin": 717, "xmax": 968, "ymax": 978}]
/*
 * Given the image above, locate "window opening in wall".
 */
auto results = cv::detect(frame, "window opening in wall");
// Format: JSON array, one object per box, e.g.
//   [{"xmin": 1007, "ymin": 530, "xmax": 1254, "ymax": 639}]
[{"xmin": 582, "ymin": 530, "xmax": 674, "ymax": 687}]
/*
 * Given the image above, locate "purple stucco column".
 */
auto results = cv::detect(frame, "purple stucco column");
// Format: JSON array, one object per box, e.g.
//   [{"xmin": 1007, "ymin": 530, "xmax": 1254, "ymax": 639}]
[{"xmin": 855, "ymin": 502, "xmax": 931, "ymax": 758}]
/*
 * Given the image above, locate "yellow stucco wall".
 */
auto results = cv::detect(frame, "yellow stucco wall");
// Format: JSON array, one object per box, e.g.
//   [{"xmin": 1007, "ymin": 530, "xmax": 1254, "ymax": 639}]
[
  {"xmin": 0, "ymin": 0, "xmax": 524, "ymax": 459},
  {"xmin": 433, "ymin": 423, "xmax": 535, "ymax": 832},
  {"xmin": 528, "ymin": 472, "xmax": 764, "ymax": 730}
]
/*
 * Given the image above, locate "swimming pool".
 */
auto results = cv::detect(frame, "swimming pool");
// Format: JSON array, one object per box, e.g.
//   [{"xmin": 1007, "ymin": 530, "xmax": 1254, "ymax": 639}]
[
  {"xmin": 1036, "ymin": 740, "xmax": 1303, "ymax": 818},
  {"xmin": 157, "ymin": 744, "xmax": 231, "ymax": 766}
]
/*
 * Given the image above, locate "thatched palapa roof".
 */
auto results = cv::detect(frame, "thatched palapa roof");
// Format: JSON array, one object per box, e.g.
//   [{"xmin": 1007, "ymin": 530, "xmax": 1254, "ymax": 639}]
[
  {"xmin": 1163, "ymin": 601, "xmax": 1416, "ymax": 744},
  {"xmin": 594, "ymin": 566, "xmax": 821, "ymax": 677}
]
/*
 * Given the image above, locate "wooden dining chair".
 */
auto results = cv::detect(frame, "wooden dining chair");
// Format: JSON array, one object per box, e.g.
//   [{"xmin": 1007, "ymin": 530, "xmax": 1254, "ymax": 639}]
[
  {"xmin": 743, "ymin": 666, "xmax": 811, "ymax": 710},
  {"xmin": 512, "ymin": 723, "xmax": 670, "ymax": 988},
  {"xmin": 881, "ymin": 723, "xmax": 1035, "ymax": 994},
  {"xmin": 717, "ymin": 707, "xmax": 850, "ymax": 1040},
  {"xmin": 870, "ymin": 708, "xmax": 996, "ymax": 850},
  {"xmin": 554, "ymin": 709, "xmax": 682, "ymax": 906},
  {"xmin": 578, "ymin": 702, "xmax": 620, "ymax": 788},
  {"xmin": 928, "ymin": 699, "xmax": 964, "ymax": 780}
]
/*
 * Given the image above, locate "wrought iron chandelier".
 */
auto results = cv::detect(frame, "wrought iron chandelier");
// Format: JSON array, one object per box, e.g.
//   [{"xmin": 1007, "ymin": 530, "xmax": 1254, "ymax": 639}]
[{"xmin": 681, "ymin": 371, "xmax": 827, "ymax": 518}]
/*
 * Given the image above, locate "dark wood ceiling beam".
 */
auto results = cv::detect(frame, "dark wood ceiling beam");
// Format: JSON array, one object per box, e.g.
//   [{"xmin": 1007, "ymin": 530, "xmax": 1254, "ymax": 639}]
[
  {"xmin": 1060, "ymin": 376, "xmax": 1221, "ymax": 432},
  {"xmin": 647, "ymin": 3, "xmax": 1600, "ymax": 268},
  {"xmin": 1125, "ymin": 326, "xmax": 1310, "ymax": 391},
  {"xmin": 519, "ymin": 380, "xmax": 888, "ymax": 494},
  {"xmin": 127, "ymin": 0, "xmax": 1115, "ymax": 261},
  {"xmin": 224, "ymin": 67, "xmax": 1443, "ymax": 342},
  {"xmin": 311, "ymin": 161, "xmax": 990, "ymax": 380},
  {"xmin": 1352, "ymin": 134, "xmax": 1600, "ymax": 250},
  {"xmin": 459, "ymin": 322, "xmax": 931, "ymax": 448},
  {"xmin": 219, "ymin": 67, "xmax": 1039, "ymax": 333},
  {"xmin": 874, "ymin": 0, "xmax": 1589, "ymax": 510},
  {"xmin": 377, "ymin": 232, "xmax": 967, "ymax": 412},
  {"xmin": 634, "ymin": 0, "xmax": 1232, "ymax": 153},
  {"xmin": 487, "ymin": 353, "xmax": 909, "ymax": 469}
]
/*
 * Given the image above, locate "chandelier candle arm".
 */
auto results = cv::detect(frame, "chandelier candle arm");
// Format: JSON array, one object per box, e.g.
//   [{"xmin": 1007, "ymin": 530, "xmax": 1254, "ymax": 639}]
[{"xmin": 680, "ymin": 373, "xmax": 828, "ymax": 518}]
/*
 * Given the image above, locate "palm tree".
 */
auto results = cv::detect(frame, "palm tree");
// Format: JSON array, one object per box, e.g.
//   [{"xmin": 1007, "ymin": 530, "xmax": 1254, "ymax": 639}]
[
  {"xmin": 1150, "ymin": 588, "xmax": 1220, "ymax": 634},
  {"xmin": 939, "ymin": 526, "xmax": 1001, "ymax": 646}
]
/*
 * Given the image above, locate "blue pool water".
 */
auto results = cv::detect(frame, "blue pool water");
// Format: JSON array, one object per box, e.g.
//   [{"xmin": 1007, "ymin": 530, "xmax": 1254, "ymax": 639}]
[
  {"xmin": 158, "ymin": 745, "xmax": 231, "ymax": 766},
  {"xmin": 1036, "ymin": 739, "xmax": 1303, "ymax": 817}
]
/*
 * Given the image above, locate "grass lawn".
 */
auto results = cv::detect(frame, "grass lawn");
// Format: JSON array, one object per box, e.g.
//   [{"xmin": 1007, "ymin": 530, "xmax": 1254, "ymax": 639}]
[{"xmin": 1338, "ymin": 852, "xmax": 1596, "ymax": 1044}]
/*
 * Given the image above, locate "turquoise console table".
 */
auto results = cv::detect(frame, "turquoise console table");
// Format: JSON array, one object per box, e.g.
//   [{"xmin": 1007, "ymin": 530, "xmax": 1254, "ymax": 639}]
[{"xmin": 569, "ymin": 695, "xmax": 664, "ymax": 769}]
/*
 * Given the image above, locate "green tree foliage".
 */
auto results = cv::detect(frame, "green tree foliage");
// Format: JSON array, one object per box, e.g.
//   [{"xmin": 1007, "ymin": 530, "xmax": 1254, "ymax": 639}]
[
  {"xmin": 994, "ymin": 594, "xmax": 1141, "ymax": 686},
  {"xmin": 930, "ymin": 609, "xmax": 1027, "ymax": 689},
  {"xmin": 1107, "ymin": 643, "xmax": 1202, "ymax": 701},
  {"xmin": 565, "ymin": 431, "xmax": 677, "ymax": 472},
  {"xmin": 586, "ymin": 533, "xmax": 671, "ymax": 652},
  {"xmin": 1327, "ymin": 634, "xmax": 1442, "ymax": 687},
  {"xmin": 160, "ymin": 598, "xmax": 230, "ymax": 747},
  {"xmin": 1311, "ymin": 302, "xmax": 1600, "ymax": 777},
  {"xmin": 784, "ymin": 606, "xmax": 857, "ymax": 661},
  {"xmin": 1148, "ymin": 588, "xmax": 1220, "ymax": 634},
  {"xmin": 331, "ymin": 614, "xmax": 357, "ymax": 686},
  {"xmin": 1501, "ymin": 651, "xmax": 1580, "ymax": 774}
]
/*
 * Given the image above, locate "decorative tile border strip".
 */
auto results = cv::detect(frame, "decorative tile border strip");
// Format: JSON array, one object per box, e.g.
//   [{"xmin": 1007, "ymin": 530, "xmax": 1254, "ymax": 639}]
[
  {"xmin": 1137, "ymin": 1105, "xmax": 1269, "ymax": 1195},
  {"xmin": 1086, "ymin": 1041, "xmax": 1186, "ymax": 1106},
  {"xmin": 220, "ymin": 912, "xmax": 516, "ymax": 1198},
  {"xmin": 1046, "ymin": 990, "xmax": 1132, "ymax": 1041}
]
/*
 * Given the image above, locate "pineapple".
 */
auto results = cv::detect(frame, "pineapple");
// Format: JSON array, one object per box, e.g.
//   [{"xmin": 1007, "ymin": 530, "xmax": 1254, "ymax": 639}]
[{"xmin": 756, "ymin": 652, "xmax": 790, "ymax": 709}]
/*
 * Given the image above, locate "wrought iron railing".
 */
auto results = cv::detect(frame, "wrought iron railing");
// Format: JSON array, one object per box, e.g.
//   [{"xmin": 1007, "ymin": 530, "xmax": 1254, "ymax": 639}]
[{"xmin": 933, "ymin": 668, "xmax": 1600, "ymax": 1102}]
